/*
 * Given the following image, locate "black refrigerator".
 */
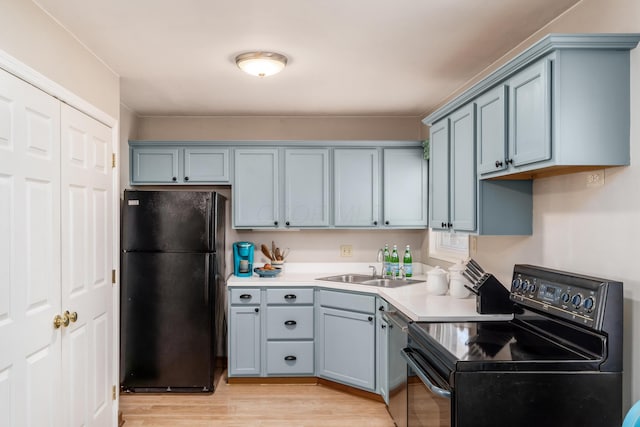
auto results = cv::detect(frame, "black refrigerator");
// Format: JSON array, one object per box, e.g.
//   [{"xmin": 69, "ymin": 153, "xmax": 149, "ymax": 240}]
[{"xmin": 120, "ymin": 190, "xmax": 226, "ymax": 392}]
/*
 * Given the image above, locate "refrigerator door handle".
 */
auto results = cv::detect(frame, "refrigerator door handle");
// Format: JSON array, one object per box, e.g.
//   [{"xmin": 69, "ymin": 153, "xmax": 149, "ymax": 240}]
[{"xmin": 204, "ymin": 255, "xmax": 210, "ymax": 304}]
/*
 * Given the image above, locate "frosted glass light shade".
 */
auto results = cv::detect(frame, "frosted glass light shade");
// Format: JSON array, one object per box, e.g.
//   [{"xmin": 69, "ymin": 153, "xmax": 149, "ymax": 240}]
[{"xmin": 235, "ymin": 52, "xmax": 288, "ymax": 77}]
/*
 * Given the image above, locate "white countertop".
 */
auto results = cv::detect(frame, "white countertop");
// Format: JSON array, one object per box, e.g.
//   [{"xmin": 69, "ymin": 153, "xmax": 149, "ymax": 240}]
[{"xmin": 226, "ymin": 264, "xmax": 513, "ymax": 322}]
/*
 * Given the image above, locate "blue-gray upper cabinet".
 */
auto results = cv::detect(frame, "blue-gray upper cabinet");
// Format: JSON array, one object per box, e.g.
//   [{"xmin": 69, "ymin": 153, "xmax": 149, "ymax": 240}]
[
  {"xmin": 334, "ymin": 148, "xmax": 380, "ymax": 227},
  {"xmin": 233, "ymin": 148, "xmax": 280, "ymax": 228},
  {"xmin": 426, "ymin": 34, "xmax": 640, "ymax": 180},
  {"xmin": 429, "ymin": 119, "xmax": 450, "ymax": 230},
  {"xmin": 284, "ymin": 149, "xmax": 330, "ymax": 227},
  {"xmin": 184, "ymin": 147, "xmax": 230, "ymax": 183},
  {"xmin": 476, "ymin": 85, "xmax": 508, "ymax": 175},
  {"xmin": 130, "ymin": 146, "xmax": 180, "ymax": 184},
  {"xmin": 383, "ymin": 149, "xmax": 428, "ymax": 227},
  {"xmin": 129, "ymin": 144, "xmax": 230, "ymax": 184},
  {"xmin": 430, "ymin": 104, "xmax": 476, "ymax": 232},
  {"xmin": 478, "ymin": 58, "xmax": 551, "ymax": 177}
]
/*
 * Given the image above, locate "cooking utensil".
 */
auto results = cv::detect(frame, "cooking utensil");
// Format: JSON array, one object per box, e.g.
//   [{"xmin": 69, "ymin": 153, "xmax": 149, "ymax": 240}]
[{"xmin": 261, "ymin": 244, "xmax": 273, "ymax": 261}]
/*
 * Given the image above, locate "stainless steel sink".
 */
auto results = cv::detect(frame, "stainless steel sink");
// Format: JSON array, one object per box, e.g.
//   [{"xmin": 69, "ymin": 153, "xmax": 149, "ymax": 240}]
[
  {"xmin": 360, "ymin": 278, "xmax": 424, "ymax": 287},
  {"xmin": 316, "ymin": 274, "xmax": 372, "ymax": 283},
  {"xmin": 316, "ymin": 274, "xmax": 424, "ymax": 288}
]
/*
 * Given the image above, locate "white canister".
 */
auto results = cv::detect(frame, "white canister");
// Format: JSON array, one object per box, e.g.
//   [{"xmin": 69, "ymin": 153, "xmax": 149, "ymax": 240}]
[
  {"xmin": 449, "ymin": 261, "xmax": 471, "ymax": 298},
  {"xmin": 426, "ymin": 266, "xmax": 449, "ymax": 295}
]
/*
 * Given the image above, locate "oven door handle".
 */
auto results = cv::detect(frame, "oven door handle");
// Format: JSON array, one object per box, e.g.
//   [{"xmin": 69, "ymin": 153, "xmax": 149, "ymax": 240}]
[{"xmin": 401, "ymin": 348, "xmax": 452, "ymax": 399}]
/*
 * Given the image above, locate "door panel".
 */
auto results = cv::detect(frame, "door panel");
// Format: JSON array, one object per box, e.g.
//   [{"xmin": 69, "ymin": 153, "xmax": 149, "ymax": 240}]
[
  {"xmin": 429, "ymin": 119, "xmax": 450, "ymax": 229},
  {"xmin": 334, "ymin": 149, "xmax": 379, "ymax": 227},
  {"xmin": 61, "ymin": 103, "xmax": 113, "ymax": 426},
  {"xmin": 0, "ymin": 68, "xmax": 62, "ymax": 427},
  {"xmin": 450, "ymin": 104, "xmax": 476, "ymax": 231},
  {"xmin": 120, "ymin": 252, "xmax": 212, "ymax": 389},
  {"xmin": 509, "ymin": 59, "xmax": 551, "ymax": 167}
]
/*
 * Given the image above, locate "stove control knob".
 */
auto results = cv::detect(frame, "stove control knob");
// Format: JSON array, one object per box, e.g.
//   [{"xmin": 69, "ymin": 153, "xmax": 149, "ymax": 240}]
[
  {"xmin": 522, "ymin": 280, "xmax": 530, "ymax": 292},
  {"xmin": 571, "ymin": 294, "xmax": 583, "ymax": 308},
  {"xmin": 583, "ymin": 297, "xmax": 595, "ymax": 312},
  {"xmin": 561, "ymin": 293, "xmax": 571, "ymax": 304},
  {"xmin": 512, "ymin": 278, "xmax": 521, "ymax": 289},
  {"xmin": 529, "ymin": 283, "xmax": 537, "ymax": 293}
]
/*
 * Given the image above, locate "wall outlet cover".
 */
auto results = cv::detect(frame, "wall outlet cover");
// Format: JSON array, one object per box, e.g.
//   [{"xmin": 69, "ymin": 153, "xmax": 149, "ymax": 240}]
[{"xmin": 340, "ymin": 245, "xmax": 353, "ymax": 257}]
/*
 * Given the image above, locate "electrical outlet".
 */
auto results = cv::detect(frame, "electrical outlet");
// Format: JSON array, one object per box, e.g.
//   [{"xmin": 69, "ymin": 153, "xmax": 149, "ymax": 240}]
[
  {"xmin": 340, "ymin": 245, "xmax": 353, "ymax": 257},
  {"xmin": 586, "ymin": 170, "xmax": 605, "ymax": 188}
]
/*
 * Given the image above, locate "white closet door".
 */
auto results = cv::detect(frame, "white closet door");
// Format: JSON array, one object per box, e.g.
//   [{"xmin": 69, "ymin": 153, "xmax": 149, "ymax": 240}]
[
  {"xmin": 60, "ymin": 104, "xmax": 113, "ymax": 427},
  {"xmin": 0, "ymin": 68, "xmax": 62, "ymax": 427}
]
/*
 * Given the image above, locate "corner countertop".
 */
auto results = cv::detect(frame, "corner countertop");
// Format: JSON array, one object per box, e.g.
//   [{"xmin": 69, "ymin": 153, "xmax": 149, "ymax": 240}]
[{"xmin": 226, "ymin": 263, "xmax": 513, "ymax": 322}]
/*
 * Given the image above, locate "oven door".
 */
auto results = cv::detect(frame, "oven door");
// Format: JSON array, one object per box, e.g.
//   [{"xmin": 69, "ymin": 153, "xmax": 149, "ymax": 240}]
[{"xmin": 402, "ymin": 348, "xmax": 452, "ymax": 427}]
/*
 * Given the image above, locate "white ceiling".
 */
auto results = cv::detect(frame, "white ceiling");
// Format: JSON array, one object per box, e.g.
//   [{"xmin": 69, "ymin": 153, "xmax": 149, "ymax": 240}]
[{"xmin": 34, "ymin": 0, "xmax": 581, "ymax": 117}]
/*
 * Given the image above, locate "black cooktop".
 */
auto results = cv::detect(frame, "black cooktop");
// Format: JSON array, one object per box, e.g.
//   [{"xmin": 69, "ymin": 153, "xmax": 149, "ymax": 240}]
[{"xmin": 408, "ymin": 319, "xmax": 604, "ymax": 373}]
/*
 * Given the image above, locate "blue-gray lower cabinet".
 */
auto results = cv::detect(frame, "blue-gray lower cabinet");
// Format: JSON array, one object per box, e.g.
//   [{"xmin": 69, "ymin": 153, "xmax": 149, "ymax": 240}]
[
  {"xmin": 228, "ymin": 305, "xmax": 261, "ymax": 376},
  {"xmin": 265, "ymin": 297, "xmax": 315, "ymax": 376},
  {"xmin": 316, "ymin": 290, "xmax": 376, "ymax": 391},
  {"xmin": 229, "ymin": 287, "xmax": 315, "ymax": 378}
]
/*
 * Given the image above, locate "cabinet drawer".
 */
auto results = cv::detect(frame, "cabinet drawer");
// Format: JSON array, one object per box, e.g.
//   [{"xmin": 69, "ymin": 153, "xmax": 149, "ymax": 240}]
[
  {"xmin": 319, "ymin": 289, "xmax": 375, "ymax": 313},
  {"xmin": 229, "ymin": 288, "xmax": 261, "ymax": 304},
  {"xmin": 266, "ymin": 288, "xmax": 314, "ymax": 305},
  {"xmin": 266, "ymin": 341, "xmax": 314, "ymax": 375},
  {"xmin": 266, "ymin": 306, "xmax": 314, "ymax": 339}
]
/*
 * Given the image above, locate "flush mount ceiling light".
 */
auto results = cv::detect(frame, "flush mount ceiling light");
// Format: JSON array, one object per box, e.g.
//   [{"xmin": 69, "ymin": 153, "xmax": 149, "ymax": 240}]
[{"xmin": 235, "ymin": 51, "xmax": 288, "ymax": 77}]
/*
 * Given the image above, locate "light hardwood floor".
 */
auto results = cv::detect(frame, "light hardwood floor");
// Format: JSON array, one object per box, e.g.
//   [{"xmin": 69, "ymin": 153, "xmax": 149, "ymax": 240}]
[{"xmin": 119, "ymin": 374, "xmax": 395, "ymax": 426}]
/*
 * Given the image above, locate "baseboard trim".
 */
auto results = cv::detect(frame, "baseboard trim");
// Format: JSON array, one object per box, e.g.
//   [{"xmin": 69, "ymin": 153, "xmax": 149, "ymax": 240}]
[{"xmin": 227, "ymin": 375, "xmax": 383, "ymax": 402}]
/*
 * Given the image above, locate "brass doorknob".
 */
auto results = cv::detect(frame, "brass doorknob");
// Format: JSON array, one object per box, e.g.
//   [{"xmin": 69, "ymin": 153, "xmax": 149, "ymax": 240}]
[
  {"xmin": 53, "ymin": 313, "xmax": 70, "ymax": 329},
  {"xmin": 65, "ymin": 311, "xmax": 78, "ymax": 323}
]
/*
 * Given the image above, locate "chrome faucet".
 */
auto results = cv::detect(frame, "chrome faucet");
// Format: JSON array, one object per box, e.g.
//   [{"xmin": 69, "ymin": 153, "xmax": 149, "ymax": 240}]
[
  {"xmin": 398, "ymin": 265, "xmax": 406, "ymax": 280},
  {"xmin": 368, "ymin": 265, "xmax": 377, "ymax": 278}
]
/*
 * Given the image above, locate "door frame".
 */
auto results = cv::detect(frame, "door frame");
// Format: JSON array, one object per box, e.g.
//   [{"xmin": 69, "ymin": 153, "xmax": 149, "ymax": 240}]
[{"xmin": 0, "ymin": 48, "xmax": 121, "ymax": 426}]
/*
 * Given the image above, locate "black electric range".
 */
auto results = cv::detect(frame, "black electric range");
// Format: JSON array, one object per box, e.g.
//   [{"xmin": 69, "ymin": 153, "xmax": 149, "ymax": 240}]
[{"xmin": 403, "ymin": 264, "xmax": 623, "ymax": 427}]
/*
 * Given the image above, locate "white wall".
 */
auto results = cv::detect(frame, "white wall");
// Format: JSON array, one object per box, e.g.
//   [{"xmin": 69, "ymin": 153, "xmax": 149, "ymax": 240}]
[
  {"xmin": 462, "ymin": 0, "xmax": 640, "ymax": 411},
  {"xmin": 0, "ymin": 0, "xmax": 119, "ymax": 118}
]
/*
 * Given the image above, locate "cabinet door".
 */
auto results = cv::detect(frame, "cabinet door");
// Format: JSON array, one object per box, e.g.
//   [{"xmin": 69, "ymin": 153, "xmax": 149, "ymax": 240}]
[
  {"xmin": 130, "ymin": 147, "xmax": 180, "ymax": 184},
  {"xmin": 509, "ymin": 58, "xmax": 551, "ymax": 167},
  {"xmin": 429, "ymin": 119, "xmax": 450, "ymax": 230},
  {"xmin": 61, "ymin": 105, "xmax": 114, "ymax": 426},
  {"xmin": 334, "ymin": 149, "xmax": 380, "ymax": 227},
  {"xmin": 184, "ymin": 147, "xmax": 229, "ymax": 183},
  {"xmin": 229, "ymin": 306, "xmax": 261, "ymax": 376},
  {"xmin": 284, "ymin": 149, "xmax": 330, "ymax": 227},
  {"xmin": 233, "ymin": 148, "xmax": 279, "ymax": 228},
  {"xmin": 383, "ymin": 149, "xmax": 428, "ymax": 227},
  {"xmin": 449, "ymin": 104, "xmax": 476, "ymax": 232},
  {"xmin": 0, "ymin": 70, "xmax": 62, "ymax": 426},
  {"xmin": 317, "ymin": 307, "xmax": 375, "ymax": 391},
  {"xmin": 476, "ymin": 85, "xmax": 508, "ymax": 175}
]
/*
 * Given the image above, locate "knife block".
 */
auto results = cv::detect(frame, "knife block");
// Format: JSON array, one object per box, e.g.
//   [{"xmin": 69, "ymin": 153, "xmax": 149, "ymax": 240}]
[{"xmin": 464, "ymin": 274, "xmax": 514, "ymax": 314}]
